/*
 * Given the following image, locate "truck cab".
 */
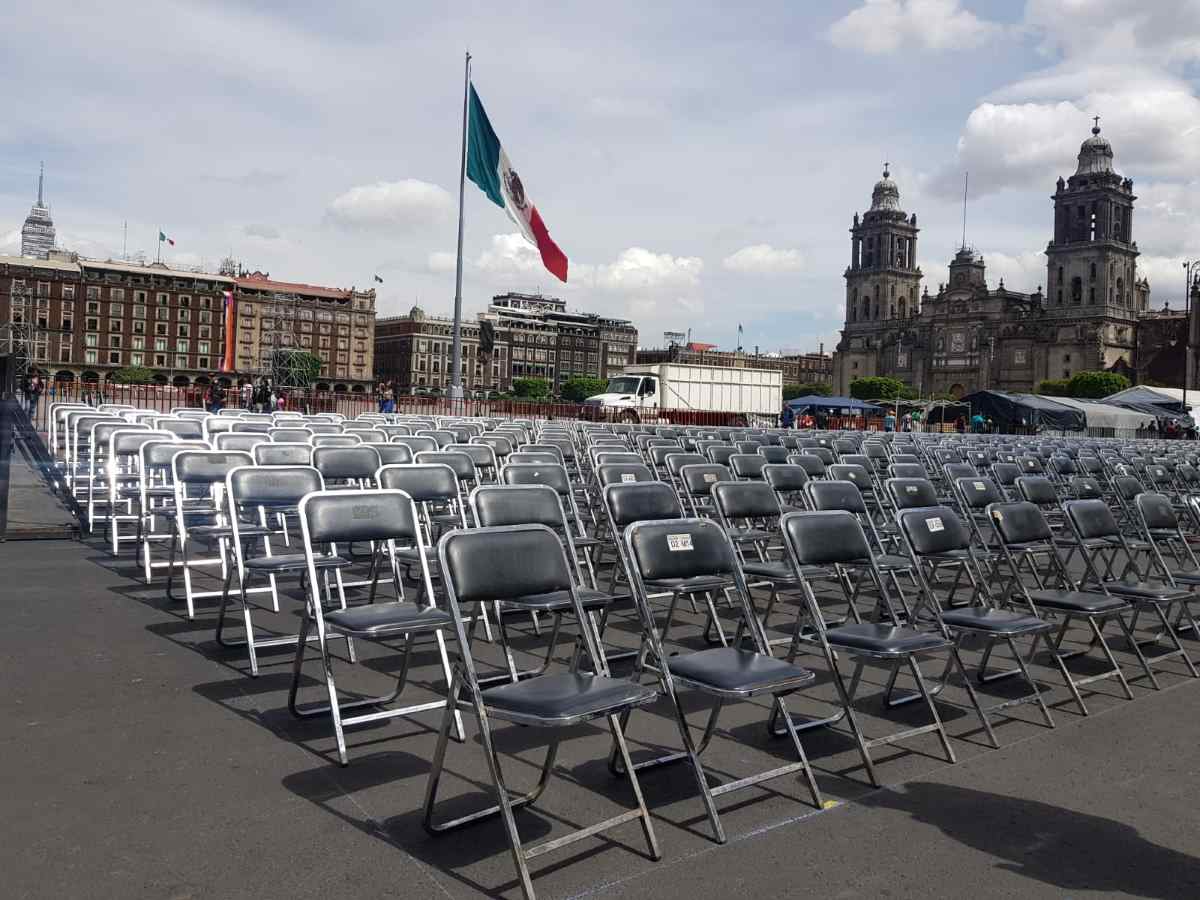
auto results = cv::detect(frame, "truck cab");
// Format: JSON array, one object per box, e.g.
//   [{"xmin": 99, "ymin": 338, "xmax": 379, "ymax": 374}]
[{"xmin": 586, "ymin": 374, "xmax": 658, "ymax": 409}]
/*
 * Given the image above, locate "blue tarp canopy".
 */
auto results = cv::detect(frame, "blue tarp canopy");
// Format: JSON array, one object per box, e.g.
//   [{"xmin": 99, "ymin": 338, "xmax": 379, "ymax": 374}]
[{"xmin": 785, "ymin": 395, "xmax": 883, "ymax": 413}]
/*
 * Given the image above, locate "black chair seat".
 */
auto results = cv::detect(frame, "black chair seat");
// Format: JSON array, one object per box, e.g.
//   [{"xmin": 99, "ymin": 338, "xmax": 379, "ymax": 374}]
[
  {"xmin": 941, "ymin": 607, "xmax": 1050, "ymax": 635},
  {"xmin": 727, "ymin": 528, "xmax": 774, "ymax": 544},
  {"xmin": 825, "ymin": 622, "xmax": 951, "ymax": 655},
  {"xmin": 190, "ymin": 523, "xmax": 272, "ymax": 537},
  {"xmin": 645, "ymin": 575, "xmax": 730, "ymax": 595},
  {"xmin": 323, "ymin": 602, "xmax": 452, "ymax": 637},
  {"xmin": 394, "ymin": 546, "xmax": 437, "ymax": 564},
  {"xmin": 1100, "ymin": 580, "xmax": 1190, "ymax": 603},
  {"xmin": 741, "ymin": 560, "xmax": 796, "ymax": 581},
  {"xmin": 482, "ymin": 672, "xmax": 657, "ymax": 725},
  {"xmin": 501, "ymin": 588, "xmax": 614, "ymax": 612},
  {"xmin": 874, "ymin": 553, "xmax": 916, "ymax": 571},
  {"xmin": 245, "ymin": 553, "xmax": 349, "ymax": 572},
  {"xmin": 1167, "ymin": 569, "xmax": 1200, "ymax": 586},
  {"xmin": 667, "ymin": 646, "xmax": 815, "ymax": 696},
  {"xmin": 1027, "ymin": 589, "xmax": 1129, "ymax": 614}
]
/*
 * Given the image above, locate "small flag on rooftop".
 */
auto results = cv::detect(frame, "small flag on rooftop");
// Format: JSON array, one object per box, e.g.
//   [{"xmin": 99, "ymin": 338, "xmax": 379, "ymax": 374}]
[
  {"xmin": 373, "ymin": 274, "xmax": 384, "ymax": 283},
  {"xmin": 159, "ymin": 231, "xmax": 175, "ymax": 247}
]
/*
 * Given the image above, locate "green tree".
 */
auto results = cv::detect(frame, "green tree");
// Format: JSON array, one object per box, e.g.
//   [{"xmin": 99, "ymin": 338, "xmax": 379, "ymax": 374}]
[
  {"xmin": 783, "ymin": 381, "xmax": 833, "ymax": 400},
  {"xmin": 1035, "ymin": 379, "xmax": 1070, "ymax": 396},
  {"xmin": 511, "ymin": 377, "xmax": 551, "ymax": 400},
  {"xmin": 849, "ymin": 375, "xmax": 917, "ymax": 401},
  {"xmin": 108, "ymin": 365, "xmax": 156, "ymax": 384},
  {"xmin": 1067, "ymin": 370, "xmax": 1131, "ymax": 399},
  {"xmin": 560, "ymin": 375, "xmax": 607, "ymax": 402}
]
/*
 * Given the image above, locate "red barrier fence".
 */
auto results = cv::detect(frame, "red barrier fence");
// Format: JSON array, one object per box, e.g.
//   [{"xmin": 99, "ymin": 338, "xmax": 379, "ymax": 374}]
[{"xmin": 30, "ymin": 382, "xmax": 898, "ymax": 434}]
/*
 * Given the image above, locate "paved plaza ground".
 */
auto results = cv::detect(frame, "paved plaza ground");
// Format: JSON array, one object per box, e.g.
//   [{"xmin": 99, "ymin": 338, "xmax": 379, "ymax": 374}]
[{"xmin": 3, "ymin": 524, "xmax": 1200, "ymax": 899}]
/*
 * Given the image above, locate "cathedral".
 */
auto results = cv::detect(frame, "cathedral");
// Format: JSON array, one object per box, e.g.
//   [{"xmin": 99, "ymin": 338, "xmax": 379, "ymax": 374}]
[{"xmin": 832, "ymin": 122, "xmax": 1156, "ymax": 399}]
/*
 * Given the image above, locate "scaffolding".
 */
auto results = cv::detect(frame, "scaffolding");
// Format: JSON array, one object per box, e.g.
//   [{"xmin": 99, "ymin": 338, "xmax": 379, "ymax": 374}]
[{"xmin": 0, "ymin": 285, "xmax": 63, "ymax": 394}]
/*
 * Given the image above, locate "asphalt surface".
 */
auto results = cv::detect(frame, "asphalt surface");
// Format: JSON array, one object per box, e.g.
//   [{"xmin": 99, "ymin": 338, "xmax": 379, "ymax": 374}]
[{"xmin": 3, "ymin": 528, "xmax": 1200, "ymax": 899}]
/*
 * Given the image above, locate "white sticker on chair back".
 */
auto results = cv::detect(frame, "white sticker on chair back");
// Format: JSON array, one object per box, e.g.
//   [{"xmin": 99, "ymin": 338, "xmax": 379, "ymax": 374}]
[
  {"xmin": 621, "ymin": 472, "xmax": 636, "ymax": 483},
  {"xmin": 667, "ymin": 533, "xmax": 694, "ymax": 552},
  {"xmin": 703, "ymin": 473, "xmax": 717, "ymax": 483},
  {"xmin": 905, "ymin": 485, "xmax": 918, "ymax": 493},
  {"xmin": 973, "ymin": 481, "xmax": 985, "ymax": 491},
  {"xmin": 925, "ymin": 516, "xmax": 944, "ymax": 532}
]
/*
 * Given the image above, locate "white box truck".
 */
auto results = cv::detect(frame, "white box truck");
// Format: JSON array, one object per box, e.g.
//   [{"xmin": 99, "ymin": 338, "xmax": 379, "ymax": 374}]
[{"xmin": 584, "ymin": 363, "xmax": 783, "ymax": 425}]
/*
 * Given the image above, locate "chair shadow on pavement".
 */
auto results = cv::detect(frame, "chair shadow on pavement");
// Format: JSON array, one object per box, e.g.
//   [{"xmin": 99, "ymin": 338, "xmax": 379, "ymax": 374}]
[{"xmin": 865, "ymin": 781, "xmax": 1200, "ymax": 899}]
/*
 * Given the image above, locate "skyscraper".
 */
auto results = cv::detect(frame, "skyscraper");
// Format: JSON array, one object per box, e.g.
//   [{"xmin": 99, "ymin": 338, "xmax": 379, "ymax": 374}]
[{"xmin": 20, "ymin": 162, "xmax": 56, "ymax": 259}]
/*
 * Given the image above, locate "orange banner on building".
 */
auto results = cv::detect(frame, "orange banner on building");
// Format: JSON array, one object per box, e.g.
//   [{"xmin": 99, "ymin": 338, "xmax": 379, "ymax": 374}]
[{"xmin": 221, "ymin": 290, "xmax": 235, "ymax": 373}]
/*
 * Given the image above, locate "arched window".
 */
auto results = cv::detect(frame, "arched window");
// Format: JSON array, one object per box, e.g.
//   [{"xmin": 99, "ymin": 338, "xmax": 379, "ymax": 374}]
[{"xmin": 1116, "ymin": 277, "xmax": 1124, "ymax": 306}]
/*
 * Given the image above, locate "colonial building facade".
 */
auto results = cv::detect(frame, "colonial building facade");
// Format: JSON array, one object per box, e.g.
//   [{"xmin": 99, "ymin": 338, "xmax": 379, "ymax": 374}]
[{"xmin": 833, "ymin": 124, "xmax": 1161, "ymax": 398}]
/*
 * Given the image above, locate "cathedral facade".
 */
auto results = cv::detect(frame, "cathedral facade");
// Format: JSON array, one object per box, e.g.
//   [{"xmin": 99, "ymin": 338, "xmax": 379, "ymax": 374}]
[{"xmin": 832, "ymin": 124, "xmax": 1153, "ymax": 399}]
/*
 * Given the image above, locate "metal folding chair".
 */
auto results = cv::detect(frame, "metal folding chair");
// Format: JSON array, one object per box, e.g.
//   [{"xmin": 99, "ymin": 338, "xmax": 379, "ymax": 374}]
[
  {"xmin": 619, "ymin": 516, "xmax": 822, "ymax": 842},
  {"xmin": 289, "ymin": 488, "xmax": 462, "ymax": 765},
  {"xmin": 423, "ymin": 525, "xmax": 660, "ymax": 900}
]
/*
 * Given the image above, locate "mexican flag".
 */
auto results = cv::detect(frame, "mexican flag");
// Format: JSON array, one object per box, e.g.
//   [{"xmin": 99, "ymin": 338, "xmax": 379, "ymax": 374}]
[
  {"xmin": 466, "ymin": 85, "xmax": 568, "ymax": 282},
  {"xmin": 159, "ymin": 231, "xmax": 175, "ymax": 246}
]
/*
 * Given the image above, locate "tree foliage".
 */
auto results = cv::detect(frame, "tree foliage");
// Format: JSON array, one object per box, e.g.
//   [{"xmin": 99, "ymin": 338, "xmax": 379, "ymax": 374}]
[
  {"xmin": 1066, "ymin": 370, "xmax": 1130, "ymax": 399},
  {"xmin": 1035, "ymin": 379, "xmax": 1070, "ymax": 397},
  {"xmin": 560, "ymin": 375, "xmax": 607, "ymax": 402},
  {"xmin": 511, "ymin": 377, "xmax": 552, "ymax": 400},
  {"xmin": 108, "ymin": 366, "xmax": 156, "ymax": 385},
  {"xmin": 849, "ymin": 376, "xmax": 917, "ymax": 401},
  {"xmin": 783, "ymin": 381, "xmax": 833, "ymax": 400}
]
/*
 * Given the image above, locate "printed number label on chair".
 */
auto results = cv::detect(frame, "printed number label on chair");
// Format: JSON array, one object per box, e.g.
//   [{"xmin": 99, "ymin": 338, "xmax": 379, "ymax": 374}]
[
  {"xmin": 667, "ymin": 534, "xmax": 694, "ymax": 552},
  {"xmin": 621, "ymin": 473, "xmax": 637, "ymax": 483},
  {"xmin": 906, "ymin": 486, "xmax": 918, "ymax": 494},
  {"xmin": 925, "ymin": 516, "xmax": 944, "ymax": 533},
  {"xmin": 973, "ymin": 481, "xmax": 986, "ymax": 491},
  {"xmin": 703, "ymin": 473, "xmax": 717, "ymax": 483}
]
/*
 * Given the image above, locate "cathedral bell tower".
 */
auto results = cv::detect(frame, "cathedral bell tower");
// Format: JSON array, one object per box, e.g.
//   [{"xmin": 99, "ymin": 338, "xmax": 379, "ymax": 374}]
[
  {"xmin": 1045, "ymin": 120, "xmax": 1141, "ymax": 314},
  {"xmin": 833, "ymin": 166, "xmax": 923, "ymax": 393}
]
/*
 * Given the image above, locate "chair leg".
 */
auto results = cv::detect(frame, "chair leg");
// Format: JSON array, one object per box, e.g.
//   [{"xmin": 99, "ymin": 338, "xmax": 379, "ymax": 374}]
[{"xmin": 907, "ymin": 655, "xmax": 956, "ymax": 764}]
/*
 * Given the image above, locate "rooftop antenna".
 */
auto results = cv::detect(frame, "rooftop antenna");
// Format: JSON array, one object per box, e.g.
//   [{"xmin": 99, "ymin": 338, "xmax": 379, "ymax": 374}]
[
  {"xmin": 961, "ymin": 171, "xmax": 969, "ymax": 250},
  {"xmin": 122, "ymin": 220, "xmax": 127, "ymax": 261},
  {"xmin": 37, "ymin": 161, "xmax": 44, "ymax": 206}
]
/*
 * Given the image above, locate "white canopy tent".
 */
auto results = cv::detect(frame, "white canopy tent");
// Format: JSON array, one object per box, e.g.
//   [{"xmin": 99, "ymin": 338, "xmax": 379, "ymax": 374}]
[{"xmin": 1046, "ymin": 396, "xmax": 1156, "ymax": 433}]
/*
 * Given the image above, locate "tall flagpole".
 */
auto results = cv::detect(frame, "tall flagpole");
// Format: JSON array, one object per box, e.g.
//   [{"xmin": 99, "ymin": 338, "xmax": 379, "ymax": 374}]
[{"xmin": 450, "ymin": 51, "xmax": 471, "ymax": 402}]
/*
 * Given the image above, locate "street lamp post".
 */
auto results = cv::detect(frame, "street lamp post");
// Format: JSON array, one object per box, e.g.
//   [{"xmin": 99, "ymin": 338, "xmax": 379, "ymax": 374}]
[{"xmin": 1185, "ymin": 260, "xmax": 1200, "ymax": 418}]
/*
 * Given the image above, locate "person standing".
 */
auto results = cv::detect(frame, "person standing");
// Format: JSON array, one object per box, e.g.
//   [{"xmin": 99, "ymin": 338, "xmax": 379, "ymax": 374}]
[
  {"xmin": 240, "ymin": 380, "xmax": 253, "ymax": 410},
  {"xmin": 883, "ymin": 409, "xmax": 896, "ymax": 433},
  {"xmin": 26, "ymin": 372, "xmax": 43, "ymax": 418},
  {"xmin": 381, "ymin": 381, "xmax": 396, "ymax": 414}
]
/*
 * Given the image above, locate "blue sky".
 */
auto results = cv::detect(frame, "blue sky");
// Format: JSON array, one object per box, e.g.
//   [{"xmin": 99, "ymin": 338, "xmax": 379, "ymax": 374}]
[{"xmin": 2, "ymin": 1, "xmax": 1198, "ymax": 356}]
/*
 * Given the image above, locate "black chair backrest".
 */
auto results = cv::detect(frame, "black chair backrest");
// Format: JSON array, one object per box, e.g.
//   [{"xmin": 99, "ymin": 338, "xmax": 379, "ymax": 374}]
[
  {"xmin": 729, "ymin": 453, "xmax": 767, "ymax": 480},
  {"xmin": 441, "ymin": 525, "xmax": 572, "ymax": 604},
  {"xmin": 758, "ymin": 445, "xmax": 790, "ymax": 464},
  {"xmin": 111, "ymin": 429, "xmax": 161, "ymax": 456},
  {"xmin": 229, "ymin": 465, "xmax": 322, "ymax": 506},
  {"xmin": 174, "ymin": 450, "xmax": 254, "ymax": 485},
  {"xmin": 312, "ymin": 434, "xmax": 362, "ymax": 448},
  {"xmin": 501, "ymin": 462, "xmax": 570, "ymax": 495},
  {"xmin": 232, "ymin": 421, "xmax": 273, "ymax": 434},
  {"xmin": 665, "ymin": 452, "xmax": 707, "ymax": 478},
  {"xmin": 1016, "ymin": 475, "xmax": 1059, "ymax": 506},
  {"xmin": 313, "ymin": 446, "xmax": 382, "ymax": 481},
  {"xmin": 792, "ymin": 454, "xmax": 826, "ymax": 478},
  {"xmin": 626, "ymin": 518, "xmax": 736, "ymax": 581},
  {"xmin": 992, "ymin": 463, "xmax": 1022, "ymax": 486},
  {"xmin": 954, "ymin": 476, "xmax": 1004, "ymax": 509},
  {"xmin": 1069, "ymin": 476, "xmax": 1104, "ymax": 500},
  {"xmin": 415, "ymin": 450, "xmax": 476, "ymax": 482},
  {"xmin": 763, "ymin": 463, "xmax": 809, "ymax": 494},
  {"xmin": 144, "ymin": 439, "xmax": 208, "ymax": 468},
  {"xmin": 828, "ymin": 463, "xmax": 872, "ymax": 489},
  {"xmin": 1063, "ymin": 498, "xmax": 1120, "ymax": 540},
  {"xmin": 374, "ymin": 444, "xmax": 414, "ymax": 466},
  {"xmin": 472, "ymin": 484, "xmax": 563, "ymax": 529},
  {"xmin": 377, "ymin": 463, "xmax": 459, "ymax": 501},
  {"xmin": 254, "ymin": 443, "xmax": 313, "ymax": 466},
  {"xmin": 392, "ymin": 435, "xmax": 439, "ymax": 454},
  {"xmin": 806, "ymin": 479, "xmax": 867, "ymax": 515},
  {"xmin": 782, "ymin": 510, "xmax": 872, "ymax": 566},
  {"xmin": 1112, "ymin": 475, "xmax": 1144, "ymax": 501},
  {"xmin": 269, "ymin": 428, "xmax": 312, "ymax": 443},
  {"xmin": 603, "ymin": 481, "xmax": 683, "ymax": 528},
  {"xmin": 886, "ymin": 477, "xmax": 939, "ymax": 510},
  {"xmin": 596, "ymin": 462, "xmax": 654, "ymax": 486},
  {"xmin": 680, "ymin": 463, "xmax": 733, "ymax": 497},
  {"xmin": 987, "ymin": 500, "xmax": 1053, "ymax": 545},
  {"xmin": 897, "ymin": 505, "xmax": 970, "ymax": 554},
  {"xmin": 889, "ymin": 463, "xmax": 927, "ymax": 479},
  {"xmin": 158, "ymin": 419, "xmax": 204, "ymax": 440},
  {"xmin": 302, "ymin": 489, "xmax": 419, "ymax": 544},
  {"xmin": 450, "ymin": 444, "xmax": 495, "ymax": 469},
  {"xmin": 1136, "ymin": 492, "xmax": 1178, "ymax": 530},
  {"xmin": 943, "ymin": 462, "xmax": 977, "ymax": 482},
  {"xmin": 712, "ymin": 480, "xmax": 780, "ymax": 520}
]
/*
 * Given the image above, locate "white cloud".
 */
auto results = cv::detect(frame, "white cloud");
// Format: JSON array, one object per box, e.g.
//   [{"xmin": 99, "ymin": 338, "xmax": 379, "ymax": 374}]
[
  {"xmin": 427, "ymin": 250, "xmax": 457, "ymax": 274},
  {"xmin": 475, "ymin": 233, "xmax": 544, "ymax": 277},
  {"xmin": 827, "ymin": 0, "xmax": 999, "ymax": 55},
  {"xmin": 595, "ymin": 247, "xmax": 703, "ymax": 291},
  {"xmin": 242, "ymin": 223, "xmax": 281, "ymax": 240},
  {"xmin": 0, "ymin": 228, "xmax": 20, "ymax": 255},
  {"xmin": 722, "ymin": 244, "xmax": 805, "ymax": 274},
  {"xmin": 325, "ymin": 179, "xmax": 453, "ymax": 231}
]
